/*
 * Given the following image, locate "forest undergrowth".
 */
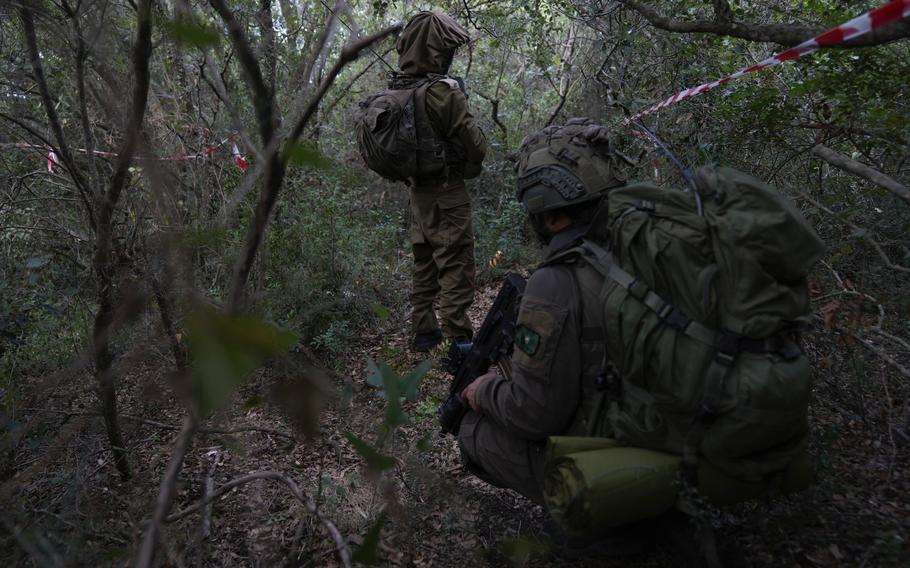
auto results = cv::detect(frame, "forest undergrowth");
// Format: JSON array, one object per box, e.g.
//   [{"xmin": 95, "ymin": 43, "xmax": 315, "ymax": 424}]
[
  {"xmin": 2, "ymin": 166, "xmax": 908, "ymax": 567},
  {"xmin": 2, "ymin": 0, "xmax": 909, "ymax": 566},
  {"xmin": 2, "ymin": 248, "xmax": 908, "ymax": 567}
]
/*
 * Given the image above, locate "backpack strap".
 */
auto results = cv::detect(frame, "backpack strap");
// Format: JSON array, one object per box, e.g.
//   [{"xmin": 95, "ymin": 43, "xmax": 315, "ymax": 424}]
[
  {"xmin": 575, "ymin": 240, "xmax": 804, "ymax": 488},
  {"xmin": 412, "ymin": 77, "xmax": 456, "ymax": 186},
  {"xmin": 412, "ymin": 78, "xmax": 435, "ymax": 143}
]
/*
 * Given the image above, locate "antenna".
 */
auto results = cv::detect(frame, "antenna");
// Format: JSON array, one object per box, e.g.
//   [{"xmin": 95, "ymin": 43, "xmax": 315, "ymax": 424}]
[{"xmin": 633, "ymin": 121, "xmax": 704, "ymax": 216}]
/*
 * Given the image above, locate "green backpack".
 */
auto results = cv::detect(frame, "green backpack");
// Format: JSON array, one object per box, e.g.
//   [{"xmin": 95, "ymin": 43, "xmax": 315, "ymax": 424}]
[
  {"xmin": 355, "ymin": 75, "xmax": 462, "ymax": 184},
  {"xmin": 551, "ymin": 165, "xmax": 825, "ymax": 481}
]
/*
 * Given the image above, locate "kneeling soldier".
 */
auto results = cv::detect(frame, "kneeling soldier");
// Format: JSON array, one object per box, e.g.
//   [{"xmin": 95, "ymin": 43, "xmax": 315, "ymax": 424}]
[{"xmin": 457, "ymin": 118, "xmax": 627, "ymax": 502}]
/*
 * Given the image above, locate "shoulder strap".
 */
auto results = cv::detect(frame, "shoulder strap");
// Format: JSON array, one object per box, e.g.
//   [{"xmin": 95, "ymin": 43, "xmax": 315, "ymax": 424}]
[{"xmin": 413, "ymin": 79, "xmax": 437, "ymax": 139}]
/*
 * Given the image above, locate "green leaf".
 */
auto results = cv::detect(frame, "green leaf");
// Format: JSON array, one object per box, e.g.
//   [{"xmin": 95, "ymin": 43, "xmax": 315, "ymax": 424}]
[
  {"xmin": 376, "ymin": 361, "xmax": 408, "ymax": 427},
  {"xmin": 369, "ymin": 302, "xmax": 390, "ymax": 321},
  {"xmin": 365, "ymin": 358, "xmax": 389, "ymax": 394},
  {"xmin": 352, "ymin": 512, "xmax": 387, "ymax": 565},
  {"xmin": 286, "ymin": 142, "xmax": 331, "ymax": 169},
  {"xmin": 187, "ymin": 307, "xmax": 297, "ymax": 415},
  {"xmin": 165, "ymin": 20, "xmax": 221, "ymax": 48},
  {"xmin": 365, "ymin": 359, "xmax": 431, "ymax": 426},
  {"xmin": 401, "ymin": 360, "xmax": 431, "ymax": 402},
  {"xmin": 345, "ymin": 432, "xmax": 395, "ymax": 473}
]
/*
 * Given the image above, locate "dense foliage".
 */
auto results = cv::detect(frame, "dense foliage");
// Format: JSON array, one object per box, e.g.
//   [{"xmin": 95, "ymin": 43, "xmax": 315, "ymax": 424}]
[{"xmin": 0, "ymin": 1, "xmax": 907, "ymax": 566}]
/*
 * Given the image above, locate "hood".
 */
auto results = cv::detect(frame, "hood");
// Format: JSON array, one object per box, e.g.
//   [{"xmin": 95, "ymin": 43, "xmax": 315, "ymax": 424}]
[{"xmin": 396, "ymin": 11, "xmax": 469, "ymax": 75}]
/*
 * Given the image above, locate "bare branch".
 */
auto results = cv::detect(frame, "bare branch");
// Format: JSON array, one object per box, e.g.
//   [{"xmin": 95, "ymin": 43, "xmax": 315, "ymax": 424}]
[
  {"xmin": 21, "ymin": 408, "xmax": 296, "ymax": 440},
  {"xmin": 90, "ymin": 0, "xmax": 155, "ymax": 483},
  {"xmin": 135, "ymin": 415, "xmax": 197, "ymax": 568},
  {"xmin": 616, "ymin": 0, "xmax": 910, "ymax": 47},
  {"xmin": 810, "ymin": 144, "xmax": 910, "ymax": 205},
  {"xmin": 136, "ymin": 18, "xmax": 401, "ymax": 567},
  {"xmin": 286, "ymin": 24, "xmax": 403, "ymax": 145},
  {"xmin": 320, "ymin": 47, "xmax": 394, "ymax": 118},
  {"xmin": 163, "ymin": 471, "xmax": 353, "ymax": 568},
  {"xmin": 227, "ymin": 23, "xmax": 401, "ymax": 312},
  {"xmin": 209, "ymin": 0, "xmax": 277, "ymax": 145},
  {"xmin": 795, "ymin": 191, "xmax": 909, "ymax": 275},
  {"xmin": 850, "ymin": 331, "xmax": 910, "ymax": 380},
  {"xmin": 18, "ymin": 6, "xmax": 95, "ymax": 230},
  {"xmin": 66, "ymin": 3, "xmax": 100, "ymax": 202},
  {"xmin": 473, "ymin": 90, "xmax": 507, "ymax": 134}
]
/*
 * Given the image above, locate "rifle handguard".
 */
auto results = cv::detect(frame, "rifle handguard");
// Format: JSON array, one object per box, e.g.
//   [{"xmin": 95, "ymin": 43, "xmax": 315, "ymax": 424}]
[
  {"xmin": 438, "ymin": 393, "xmax": 466, "ymax": 436},
  {"xmin": 436, "ymin": 272, "xmax": 527, "ymax": 437}
]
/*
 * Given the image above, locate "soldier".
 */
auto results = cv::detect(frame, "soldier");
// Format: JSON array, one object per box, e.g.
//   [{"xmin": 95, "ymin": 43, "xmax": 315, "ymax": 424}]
[
  {"xmin": 456, "ymin": 118, "xmax": 626, "ymax": 503},
  {"xmin": 393, "ymin": 11, "xmax": 488, "ymax": 352},
  {"xmin": 455, "ymin": 120, "xmax": 816, "ymax": 567}
]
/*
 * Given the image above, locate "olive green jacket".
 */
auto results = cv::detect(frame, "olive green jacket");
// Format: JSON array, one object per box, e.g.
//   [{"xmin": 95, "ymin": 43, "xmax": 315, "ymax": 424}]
[
  {"xmin": 425, "ymin": 80, "xmax": 487, "ymax": 168},
  {"xmin": 473, "ymin": 227, "xmax": 608, "ymax": 439}
]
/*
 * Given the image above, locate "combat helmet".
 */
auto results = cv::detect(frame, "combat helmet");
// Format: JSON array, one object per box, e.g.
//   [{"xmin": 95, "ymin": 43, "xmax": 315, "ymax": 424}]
[{"xmin": 515, "ymin": 118, "xmax": 630, "ymax": 215}]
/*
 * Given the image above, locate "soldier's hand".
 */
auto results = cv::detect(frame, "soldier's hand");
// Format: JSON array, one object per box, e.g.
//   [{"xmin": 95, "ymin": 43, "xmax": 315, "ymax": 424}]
[{"xmin": 463, "ymin": 370, "xmax": 500, "ymax": 412}]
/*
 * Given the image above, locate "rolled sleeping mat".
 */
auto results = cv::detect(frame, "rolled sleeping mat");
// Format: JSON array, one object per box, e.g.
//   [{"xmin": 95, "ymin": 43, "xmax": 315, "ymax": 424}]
[{"xmin": 543, "ymin": 436, "xmax": 815, "ymax": 537}]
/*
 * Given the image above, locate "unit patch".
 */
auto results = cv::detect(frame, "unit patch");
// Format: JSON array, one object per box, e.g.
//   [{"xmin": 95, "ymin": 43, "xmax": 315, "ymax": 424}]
[
  {"xmin": 514, "ymin": 324, "xmax": 541, "ymax": 356},
  {"xmin": 512, "ymin": 295, "xmax": 569, "ymax": 383}
]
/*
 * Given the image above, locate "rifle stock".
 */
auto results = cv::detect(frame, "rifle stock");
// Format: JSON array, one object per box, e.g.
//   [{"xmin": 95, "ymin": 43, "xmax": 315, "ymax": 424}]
[{"xmin": 438, "ymin": 272, "xmax": 527, "ymax": 436}]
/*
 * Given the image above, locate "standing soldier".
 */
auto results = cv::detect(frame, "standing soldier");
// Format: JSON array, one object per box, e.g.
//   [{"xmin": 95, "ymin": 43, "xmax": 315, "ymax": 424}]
[{"xmin": 393, "ymin": 11, "xmax": 487, "ymax": 351}]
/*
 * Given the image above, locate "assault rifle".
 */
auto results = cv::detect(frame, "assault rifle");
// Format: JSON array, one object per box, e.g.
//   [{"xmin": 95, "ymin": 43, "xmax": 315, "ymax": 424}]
[{"xmin": 438, "ymin": 272, "xmax": 527, "ymax": 436}]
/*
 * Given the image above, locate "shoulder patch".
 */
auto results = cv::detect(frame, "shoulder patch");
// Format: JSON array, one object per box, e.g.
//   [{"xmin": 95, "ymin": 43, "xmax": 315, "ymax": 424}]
[
  {"xmin": 514, "ymin": 324, "xmax": 541, "ymax": 356},
  {"xmin": 511, "ymin": 297, "xmax": 570, "ymax": 384},
  {"xmin": 439, "ymin": 78, "xmax": 460, "ymax": 90}
]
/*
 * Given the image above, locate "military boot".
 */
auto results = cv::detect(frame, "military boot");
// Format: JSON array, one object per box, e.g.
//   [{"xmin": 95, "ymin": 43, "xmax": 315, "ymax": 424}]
[{"xmin": 412, "ymin": 329, "xmax": 443, "ymax": 352}]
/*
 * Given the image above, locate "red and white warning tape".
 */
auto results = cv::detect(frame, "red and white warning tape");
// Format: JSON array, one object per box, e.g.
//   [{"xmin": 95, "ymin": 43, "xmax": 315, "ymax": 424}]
[
  {"xmin": 11, "ymin": 2, "xmax": 910, "ymax": 173},
  {"xmin": 4, "ymin": 132, "xmax": 247, "ymax": 174},
  {"xmin": 230, "ymin": 139, "xmax": 248, "ymax": 172},
  {"xmin": 623, "ymin": 0, "xmax": 910, "ymax": 125},
  {"xmin": 46, "ymin": 147, "xmax": 58, "ymax": 173}
]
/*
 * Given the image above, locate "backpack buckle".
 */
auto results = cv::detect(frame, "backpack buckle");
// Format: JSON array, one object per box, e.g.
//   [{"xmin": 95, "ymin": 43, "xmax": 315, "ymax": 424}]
[
  {"xmin": 715, "ymin": 332, "xmax": 740, "ymax": 366},
  {"xmin": 660, "ymin": 305, "xmax": 691, "ymax": 330},
  {"xmin": 626, "ymin": 278, "xmax": 648, "ymax": 300}
]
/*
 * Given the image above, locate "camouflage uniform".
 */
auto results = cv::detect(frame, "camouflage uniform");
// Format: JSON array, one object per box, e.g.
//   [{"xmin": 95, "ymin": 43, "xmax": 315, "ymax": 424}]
[
  {"xmin": 396, "ymin": 11, "xmax": 487, "ymax": 342},
  {"xmin": 457, "ymin": 227, "xmax": 607, "ymax": 503},
  {"xmin": 456, "ymin": 119, "xmax": 628, "ymax": 503}
]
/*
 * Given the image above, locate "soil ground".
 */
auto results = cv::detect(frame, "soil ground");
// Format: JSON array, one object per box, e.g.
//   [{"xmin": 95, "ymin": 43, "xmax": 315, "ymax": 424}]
[{"xmin": 1, "ymin": 280, "xmax": 908, "ymax": 567}]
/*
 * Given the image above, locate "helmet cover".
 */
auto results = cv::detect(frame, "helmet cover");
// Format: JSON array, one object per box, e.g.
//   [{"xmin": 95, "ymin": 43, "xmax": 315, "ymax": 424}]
[{"xmin": 515, "ymin": 118, "xmax": 629, "ymax": 214}]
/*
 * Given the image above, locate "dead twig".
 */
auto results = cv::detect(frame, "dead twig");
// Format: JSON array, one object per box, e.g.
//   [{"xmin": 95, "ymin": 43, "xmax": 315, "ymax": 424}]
[
  {"xmin": 811, "ymin": 144, "xmax": 910, "ymax": 205},
  {"xmin": 849, "ymin": 331, "xmax": 910, "ymax": 380},
  {"xmin": 201, "ymin": 448, "xmax": 222, "ymax": 539},
  {"xmin": 796, "ymin": 191, "xmax": 909, "ymax": 274},
  {"xmin": 20, "ymin": 408, "xmax": 297, "ymax": 440},
  {"xmin": 135, "ymin": 415, "xmax": 197, "ymax": 568},
  {"xmin": 163, "ymin": 471, "xmax": 352, "ymax": 568}
]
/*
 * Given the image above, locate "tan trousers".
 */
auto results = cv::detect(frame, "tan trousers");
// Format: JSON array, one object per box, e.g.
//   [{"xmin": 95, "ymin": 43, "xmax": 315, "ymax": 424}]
[{"xmin": 408, "ymin": 182, "xmax": 475, "ymax": 339}]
